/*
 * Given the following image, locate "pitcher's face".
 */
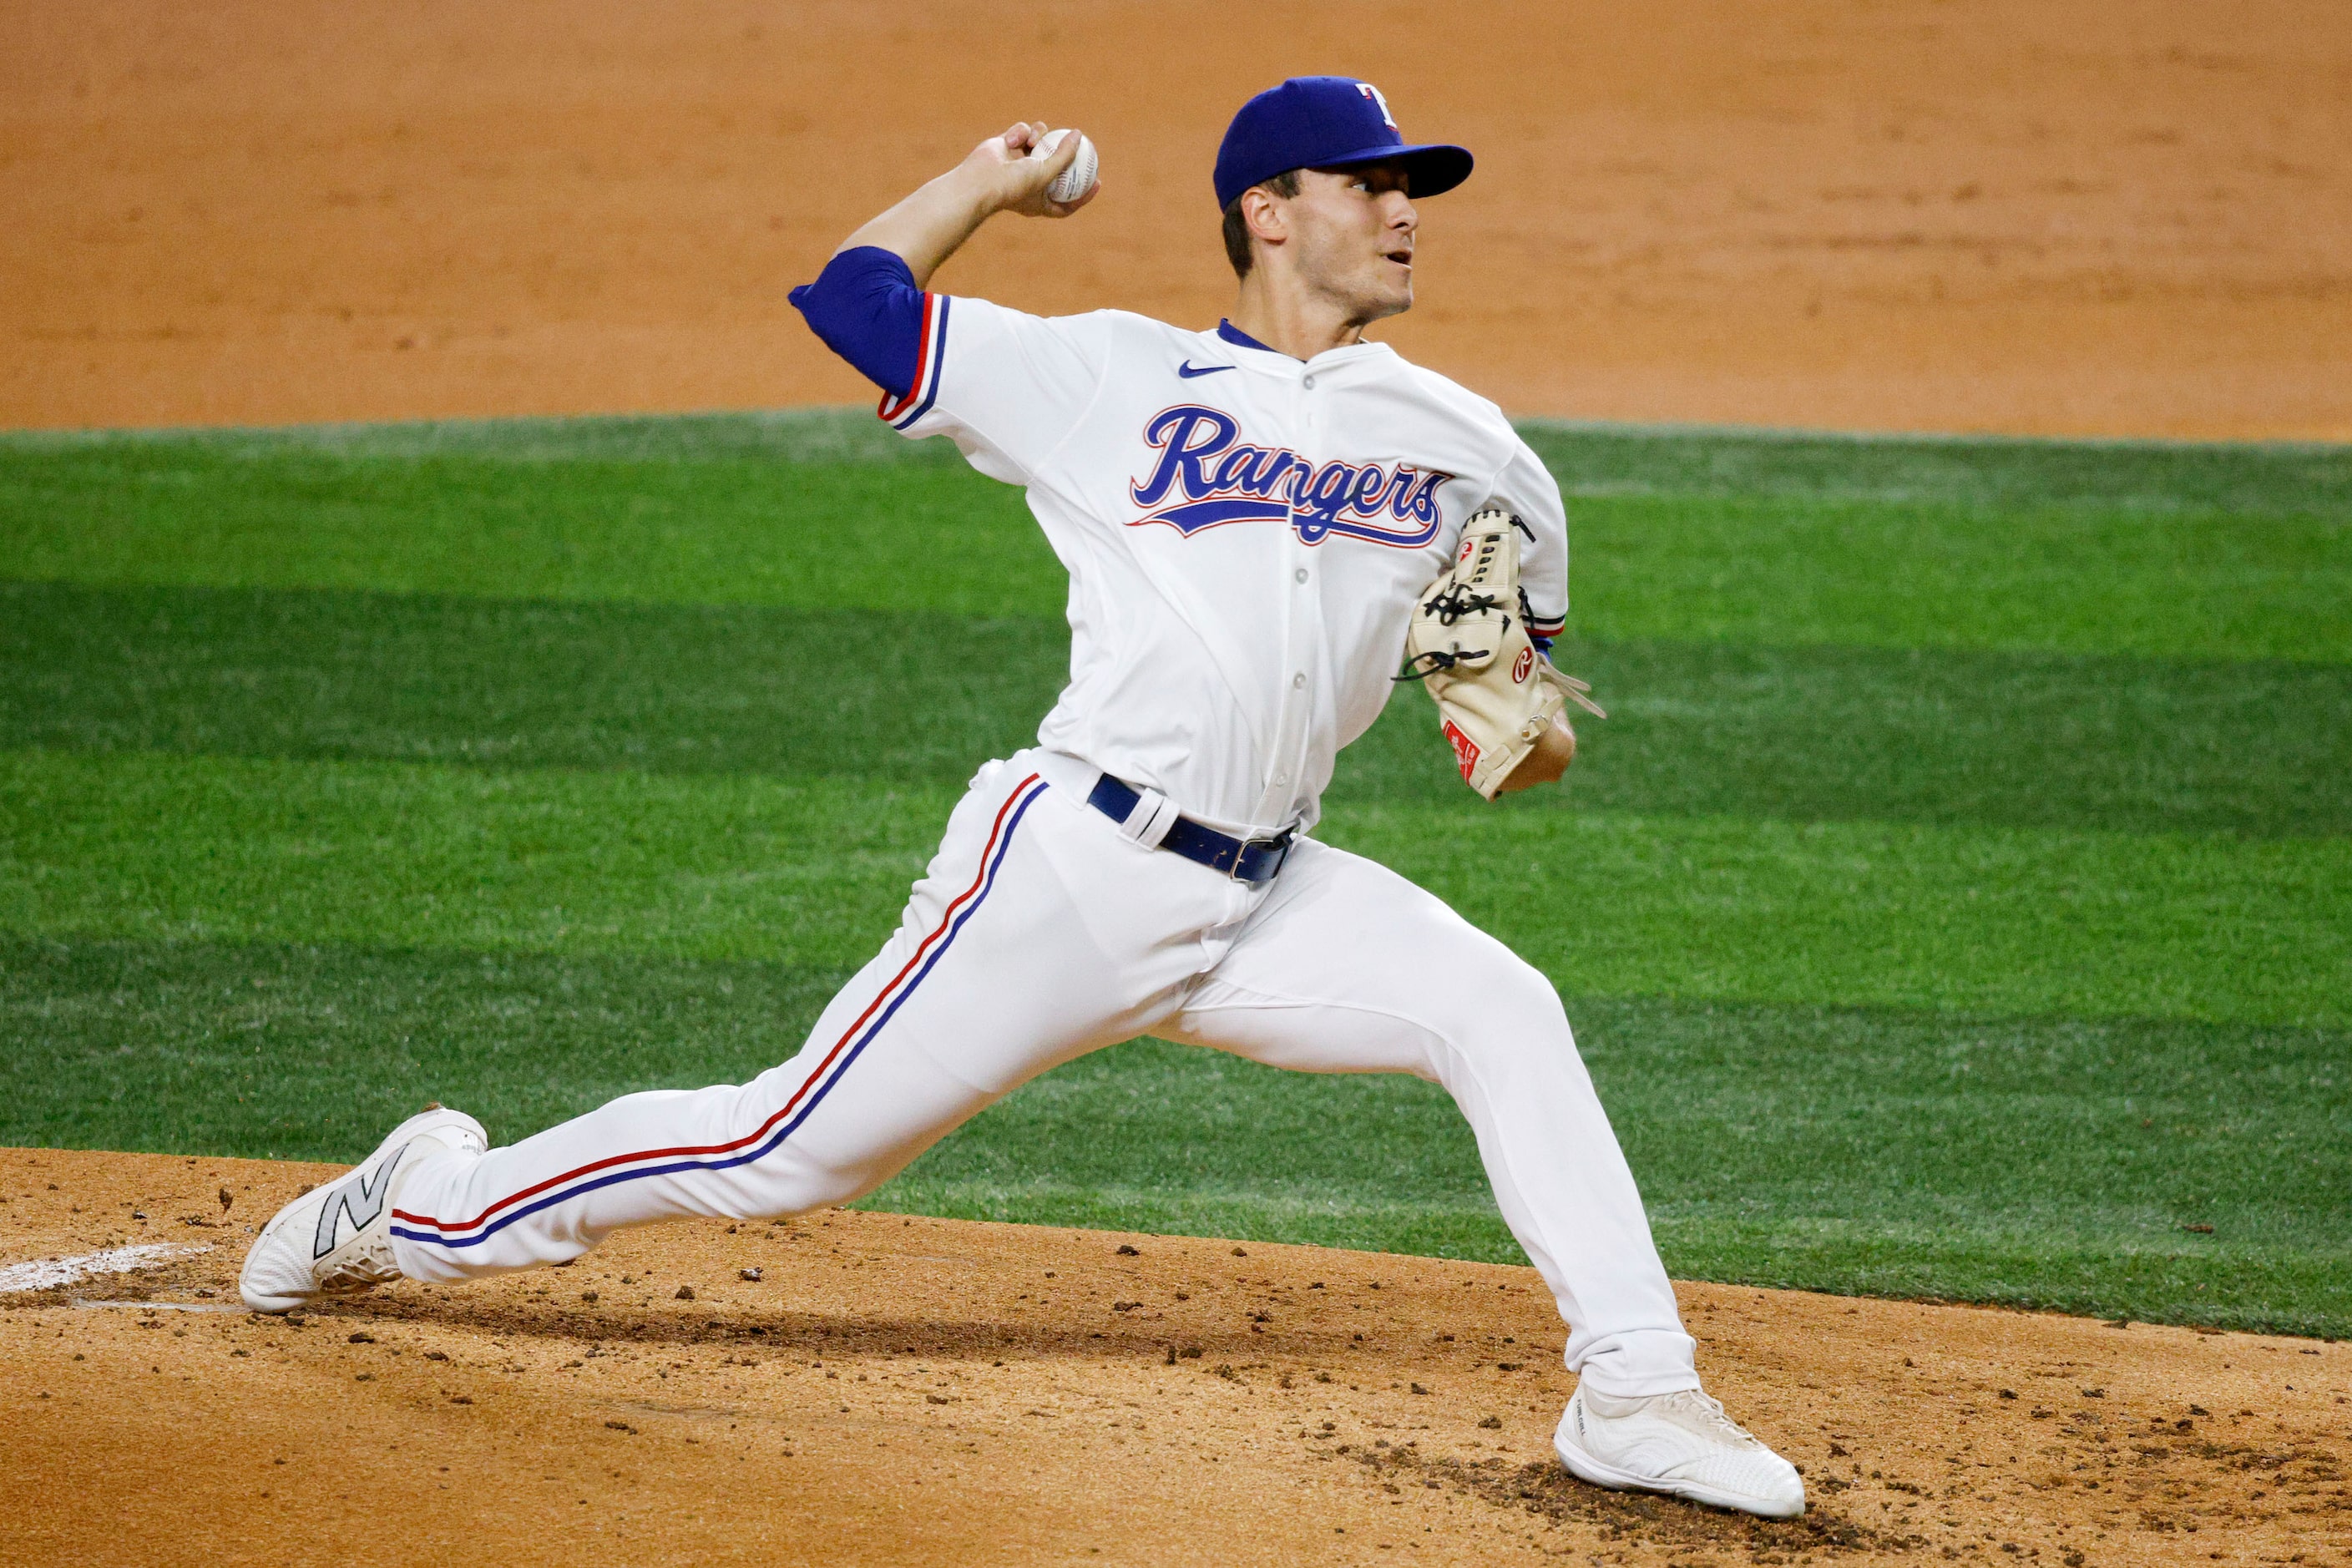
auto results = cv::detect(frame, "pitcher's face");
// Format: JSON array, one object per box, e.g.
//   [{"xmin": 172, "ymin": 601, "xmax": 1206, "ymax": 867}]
[{"xmin": 1282, "ymin": 162, "xmax": 1419, "ymax": 325}]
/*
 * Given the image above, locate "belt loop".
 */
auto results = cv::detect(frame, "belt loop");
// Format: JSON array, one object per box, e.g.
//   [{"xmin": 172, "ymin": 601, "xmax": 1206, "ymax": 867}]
[{"xmin": 1115, "ymin": 782, "xmax": 1180, "ymax": 850}]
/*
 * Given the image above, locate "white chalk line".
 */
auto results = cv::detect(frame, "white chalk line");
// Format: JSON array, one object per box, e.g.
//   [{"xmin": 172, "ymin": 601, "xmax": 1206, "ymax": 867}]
[{"xmin": 0, "ymin": 1242, "xmax": 212, "ymax": 1294}]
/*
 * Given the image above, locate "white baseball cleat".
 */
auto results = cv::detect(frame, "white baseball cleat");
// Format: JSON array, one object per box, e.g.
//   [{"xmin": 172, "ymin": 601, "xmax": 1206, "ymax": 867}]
[
  {"xmin": 1554, "ymin": 1383, "xmax": 1807, "ymax": 1519},
  {"xmin": 239, "ymin": 1105, "xmax": 486, "ymax": 1313}
]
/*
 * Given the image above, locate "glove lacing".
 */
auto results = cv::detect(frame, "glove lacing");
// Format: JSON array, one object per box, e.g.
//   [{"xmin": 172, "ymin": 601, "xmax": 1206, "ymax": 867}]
[{"xmin": 1395, "ymin": 583, "xmax": 1510, "ymax": 683}]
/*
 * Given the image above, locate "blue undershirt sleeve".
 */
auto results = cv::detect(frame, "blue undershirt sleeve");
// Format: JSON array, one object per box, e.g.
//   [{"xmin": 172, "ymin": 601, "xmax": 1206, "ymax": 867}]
[{"xmin": 787, "ymin": 245, "xmax": 926, "ymax": 401}]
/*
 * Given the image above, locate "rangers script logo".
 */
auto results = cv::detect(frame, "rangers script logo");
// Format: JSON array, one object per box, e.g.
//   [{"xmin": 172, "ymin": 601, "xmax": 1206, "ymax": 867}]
[{"xmin": 1127, "ymin": 404, "xmax": 1450, "ymax": 549}]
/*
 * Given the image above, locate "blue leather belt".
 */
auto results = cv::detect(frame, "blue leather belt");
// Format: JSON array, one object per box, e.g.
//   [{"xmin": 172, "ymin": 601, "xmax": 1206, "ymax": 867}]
[{"xmin": 1086, "ymin": 773, "xmax": 1297, "ymax": 886}]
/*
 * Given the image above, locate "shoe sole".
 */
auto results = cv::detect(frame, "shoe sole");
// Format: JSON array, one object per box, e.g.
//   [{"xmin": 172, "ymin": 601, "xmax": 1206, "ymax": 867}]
[
  {"xmin": 239, "ymin": 1105, "xmax": 486, "ymax": 1313},
  {"xmin": 1553, "ymin": 1428, "xmax": 1806, "ymax": 1520}
]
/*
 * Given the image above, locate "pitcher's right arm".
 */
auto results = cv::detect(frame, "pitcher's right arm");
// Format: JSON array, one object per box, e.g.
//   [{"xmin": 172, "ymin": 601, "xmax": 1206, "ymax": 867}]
[
  {"xmin": 789, "ymin": 124, "xmax": 1095, "ymax": 402},
  {"xmin": 787, "ymin": 124, "xmax": 1110, "ymax": 487}
]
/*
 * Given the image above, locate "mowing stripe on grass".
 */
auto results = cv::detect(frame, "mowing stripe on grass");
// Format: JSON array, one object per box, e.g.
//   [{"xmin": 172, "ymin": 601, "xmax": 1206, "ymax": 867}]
[
  {"xmin": 0, "ymin": 439, "xmax": 1065, "ymax": 620},
  {"xmin": 6, "ymin": 417, "xmax": 2345, "ymax": 661},
  {"xmin": 5, "ymin": 748, "xmax": 2344, "ymax": 1027},
  {"xmin": 5, "ymin": 939, "xmax": 2339, "ymax": 1335},
  {"xmin": 1565, "ymin": 493, "xmax": 2352, "ymax": 664},
  {"xmin": 1516, "ymin": 421, "xmax": 2352, "ymax": 518},
  {"xmin": 0, "ymin": 937, "xmax": 850, "ymax": 1163},
  {"xmin": 1349, "ymin": 633, "xmax": 2352, "ymax": 837},
  {"xmin": 0, "ymin": 581, "xmax": 1062, "ymax": 789},
  {"xmin": 11, "ymin": 579, "xmax": 2347, "ymax": 838},
  {"xmin": 0, "ymin": 749, "xmax": 939, "ymax": 971},
  {"xmin": 1331, "ymin": 803, "xmax": 2351, "ymax": 1029}
]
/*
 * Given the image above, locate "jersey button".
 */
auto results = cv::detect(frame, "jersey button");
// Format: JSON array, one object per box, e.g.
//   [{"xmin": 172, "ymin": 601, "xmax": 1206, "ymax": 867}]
[
  {"xmin": 1302, "ymin": 376, "xmax": 1317, "ymax": 390},
  {"xmin": 1293, "ymin": 568, "xmax": 1308, "ymax": 584},
  {"xmin": 1275, "ymin": 771, "xmax": 1291, "ymax": 786},
  {"xmin": 1292, "ymin": 672, "xmax": 1306, "ymax": 688}
]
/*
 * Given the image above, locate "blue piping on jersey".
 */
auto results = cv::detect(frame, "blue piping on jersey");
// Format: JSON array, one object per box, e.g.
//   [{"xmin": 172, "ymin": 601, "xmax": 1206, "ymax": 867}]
[{"xmin": 789, "ymin": 246, "xmax": 927, "ymax": 400}]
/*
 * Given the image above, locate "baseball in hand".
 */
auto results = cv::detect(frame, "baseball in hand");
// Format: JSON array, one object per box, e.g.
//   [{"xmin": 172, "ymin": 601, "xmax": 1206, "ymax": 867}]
[{"xmin": 1034, "ymin": 128, "xmax": 1099, "ymax": 205}]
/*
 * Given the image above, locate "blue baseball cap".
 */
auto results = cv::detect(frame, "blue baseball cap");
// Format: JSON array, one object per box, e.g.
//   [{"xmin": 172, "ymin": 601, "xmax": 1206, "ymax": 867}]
[{"xmin": 1214, "ymin": 76, "xmax": 1473, "ymax": 210}]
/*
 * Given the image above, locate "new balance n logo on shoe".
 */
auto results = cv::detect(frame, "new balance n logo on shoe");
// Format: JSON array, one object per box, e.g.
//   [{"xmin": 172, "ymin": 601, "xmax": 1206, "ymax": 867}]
[{"xmin": 313, "ymin": 1141, "xmax": 410, "ymax": 1258}]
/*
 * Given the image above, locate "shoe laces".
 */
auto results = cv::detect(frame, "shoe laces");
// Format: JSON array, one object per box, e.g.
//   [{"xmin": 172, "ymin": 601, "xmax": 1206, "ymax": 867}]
[{"xmin": 1643, "ymin": 1388, "xmax": 1766, "ymax": 1450}]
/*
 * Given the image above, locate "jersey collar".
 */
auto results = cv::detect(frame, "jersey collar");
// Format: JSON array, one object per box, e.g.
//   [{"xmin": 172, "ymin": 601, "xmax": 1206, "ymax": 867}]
[
  {"xmin": 1212, "ymin": 318, "xmax": 1394, "ymax": 374},
  {"xmin": 1216, "ymin": 319, "xmax": 1278, "ymax": 354}
]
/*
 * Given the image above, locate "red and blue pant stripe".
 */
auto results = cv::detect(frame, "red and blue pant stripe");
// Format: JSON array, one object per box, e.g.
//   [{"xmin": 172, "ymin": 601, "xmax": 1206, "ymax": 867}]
[{"xmin": 390, "ymin": 771, "xmax": 1046, "ymax": 1251}]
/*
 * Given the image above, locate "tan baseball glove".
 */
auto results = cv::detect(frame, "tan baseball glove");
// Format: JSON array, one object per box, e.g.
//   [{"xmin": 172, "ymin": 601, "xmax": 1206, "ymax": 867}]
[{"xmin": 1398, "ymin": 508, "xmax": 1606, "ymax": 800}]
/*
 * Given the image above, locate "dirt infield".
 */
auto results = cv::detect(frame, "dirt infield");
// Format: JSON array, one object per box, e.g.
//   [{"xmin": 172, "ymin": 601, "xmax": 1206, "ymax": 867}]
[
  {"xmin": 3, "ymin": 1149, "xmax": 2345, "ymax": 1566},
  {"xmin": 4, "ymin": 0, "xmax": 2348, "ymax": 438}
]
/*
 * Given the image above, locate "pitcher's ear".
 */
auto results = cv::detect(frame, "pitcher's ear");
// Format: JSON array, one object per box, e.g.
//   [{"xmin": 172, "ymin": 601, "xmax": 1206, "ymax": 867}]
[{"xmin": 1242, "ymin": 185, "xmax": 1290, "ymax": 246}]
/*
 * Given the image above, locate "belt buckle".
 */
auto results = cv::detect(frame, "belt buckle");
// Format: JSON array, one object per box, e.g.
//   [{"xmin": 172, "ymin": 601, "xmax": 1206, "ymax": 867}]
[{"xmin": 1233, "ymin": 830, "xmax": 1296, "ymax": 884}]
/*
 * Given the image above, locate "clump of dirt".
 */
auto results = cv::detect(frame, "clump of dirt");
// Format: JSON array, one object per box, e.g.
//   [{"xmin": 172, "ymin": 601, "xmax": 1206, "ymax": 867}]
[{"xmin": 3, "ymin": 1146, "xmax": 2347, "ymax": 1567}]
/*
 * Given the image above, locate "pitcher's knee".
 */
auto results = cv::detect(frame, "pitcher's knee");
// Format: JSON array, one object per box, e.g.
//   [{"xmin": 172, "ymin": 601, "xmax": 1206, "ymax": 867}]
[
  {"xmin": 1436, "ymin": 947, "xmax": 1571, "ymax": 1051},
  {"xmin": 763, "ymin": 1162, "xmax": 870, "ymax": 1218},
  {"xmin": 685, "ymin": 1144, "xmax": 870, "ymax": 1223}
]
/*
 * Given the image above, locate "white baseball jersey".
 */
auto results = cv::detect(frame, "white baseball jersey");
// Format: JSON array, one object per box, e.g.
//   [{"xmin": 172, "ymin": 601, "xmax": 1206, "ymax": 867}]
[{"xmin": 884, "ymin": 301, "xmax": 1572, "ymax": 837}]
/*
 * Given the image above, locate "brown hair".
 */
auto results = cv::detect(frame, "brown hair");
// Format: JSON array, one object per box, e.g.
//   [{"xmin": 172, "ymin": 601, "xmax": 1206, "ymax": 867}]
[{"xmin": 1221, "ymin": 169, "xmax": 1302, "ymax": 278}]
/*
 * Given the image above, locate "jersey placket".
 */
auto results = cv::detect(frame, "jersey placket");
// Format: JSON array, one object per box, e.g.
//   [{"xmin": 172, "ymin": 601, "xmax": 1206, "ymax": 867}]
[{"xmin": 1253, "ymin": 368, "xmax": 1325, "ymax": 829}]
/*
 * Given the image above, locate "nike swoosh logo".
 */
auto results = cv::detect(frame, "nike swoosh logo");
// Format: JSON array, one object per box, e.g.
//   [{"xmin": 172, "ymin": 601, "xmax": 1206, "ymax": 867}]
[{"xmin": 1176, "ymin": 361, "xmax": 1233, "ymax": 378}]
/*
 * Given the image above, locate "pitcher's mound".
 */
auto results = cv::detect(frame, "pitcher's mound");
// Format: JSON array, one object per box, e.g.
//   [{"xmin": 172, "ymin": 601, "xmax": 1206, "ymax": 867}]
[{"xmin": 2, "ymin": 1148, "xmax": 2341, "ymax": 1566}]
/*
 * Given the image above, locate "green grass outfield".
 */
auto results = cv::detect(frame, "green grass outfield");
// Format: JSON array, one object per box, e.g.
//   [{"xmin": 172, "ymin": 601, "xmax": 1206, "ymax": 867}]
[{"xmin": 3, "ymin": 411, "xmax": 2345, "ymax": 1337}]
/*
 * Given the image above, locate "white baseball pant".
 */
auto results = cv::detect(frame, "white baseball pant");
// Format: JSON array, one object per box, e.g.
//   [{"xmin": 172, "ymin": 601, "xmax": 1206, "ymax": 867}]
[{"xmin": 388, "ymin": 750, "xmax": 1699, "ymax": 1396}]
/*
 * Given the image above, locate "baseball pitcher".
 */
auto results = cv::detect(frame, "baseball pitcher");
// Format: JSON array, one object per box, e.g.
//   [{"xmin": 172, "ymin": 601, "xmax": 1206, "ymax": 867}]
[{"xmin": 241, "ymin": 77, "xmax": 1803, "ymax": 1519}]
